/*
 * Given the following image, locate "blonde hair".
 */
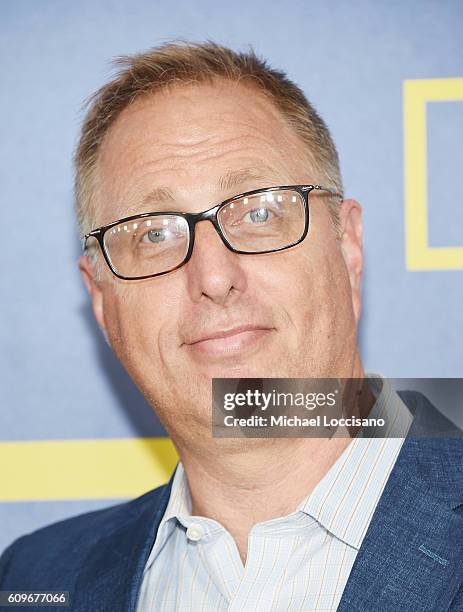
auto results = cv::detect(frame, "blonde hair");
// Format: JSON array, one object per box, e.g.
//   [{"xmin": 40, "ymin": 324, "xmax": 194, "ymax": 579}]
[{"xmin": 75, "ymin": 40, "xmax": 343, "ymax": 242}]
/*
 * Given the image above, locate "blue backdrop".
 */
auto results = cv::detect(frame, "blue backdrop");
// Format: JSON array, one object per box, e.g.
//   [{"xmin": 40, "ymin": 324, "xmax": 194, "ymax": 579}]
[{"xmin": 1, "ymin": 0, "xmax": 462, "ymax": 554}]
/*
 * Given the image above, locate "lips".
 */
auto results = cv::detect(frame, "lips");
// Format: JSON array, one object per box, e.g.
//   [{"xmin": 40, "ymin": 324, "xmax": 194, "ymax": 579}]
[
  {"xmin": 186, "ymin": 324, "xmax": 273, "ymax": 345},
  {"xmin": 182, "ymin": 324, "xmax": 275, "ymax": 359}
]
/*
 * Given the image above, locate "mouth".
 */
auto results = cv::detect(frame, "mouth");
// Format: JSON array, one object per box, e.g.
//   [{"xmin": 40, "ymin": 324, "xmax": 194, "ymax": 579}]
[{"xmin": 184, "ymin": 325, "xmax": 275, "ymax": 359}]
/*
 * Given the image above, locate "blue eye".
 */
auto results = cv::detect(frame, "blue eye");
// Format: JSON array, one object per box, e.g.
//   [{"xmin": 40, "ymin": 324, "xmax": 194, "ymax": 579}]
[
  {"xmin": 143, "ymin": 228, "xmax": 167, "ymax": 243},
  {"xmin": 245, "ymin": 207, "xmax": 273, "ymax": 223}
]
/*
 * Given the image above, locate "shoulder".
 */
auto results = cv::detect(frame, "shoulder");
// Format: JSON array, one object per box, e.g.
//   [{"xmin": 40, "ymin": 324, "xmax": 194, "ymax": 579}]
[{"xmin": 0, "ymin": 482, "xmax": 170, "ymax": 589}]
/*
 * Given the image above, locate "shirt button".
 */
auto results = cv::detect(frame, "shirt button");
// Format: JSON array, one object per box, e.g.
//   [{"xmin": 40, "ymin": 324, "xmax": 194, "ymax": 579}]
[{"xmin": 186, "ymin": 523, "xmax": 204, "ymax": 542}]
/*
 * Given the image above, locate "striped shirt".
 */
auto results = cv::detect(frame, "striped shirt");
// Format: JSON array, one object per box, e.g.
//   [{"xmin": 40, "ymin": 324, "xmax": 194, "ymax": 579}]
[{"xmin": 136, "ymin": 375, "xmax": 412, "ymax": 611}]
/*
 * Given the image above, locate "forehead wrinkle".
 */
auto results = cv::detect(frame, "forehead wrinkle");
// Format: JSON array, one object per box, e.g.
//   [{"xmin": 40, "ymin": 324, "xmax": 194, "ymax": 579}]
[
  {"xmin": 148, "ymin": 136, "xmax": 299, "ymax": 181},
  {"xmin": 109, "ymin": 130, "xmax": 295, "ymax": 194},
  {"xmin": 109, "ymin": 133, "xmax": 279, "ymax": 187},
  {"xmin": 147, "ymin": 132, "xmax": 280, "ymax": 162}
]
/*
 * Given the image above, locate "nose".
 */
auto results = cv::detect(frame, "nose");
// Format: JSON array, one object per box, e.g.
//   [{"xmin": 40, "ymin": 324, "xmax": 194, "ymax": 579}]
[{"xmin": 184, "ymin": 219, "xmax": 247, "ymax": 305}]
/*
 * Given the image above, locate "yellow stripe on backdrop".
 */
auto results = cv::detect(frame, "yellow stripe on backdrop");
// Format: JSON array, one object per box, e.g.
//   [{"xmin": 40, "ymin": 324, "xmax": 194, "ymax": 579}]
[
  {"xmin": 404, "ymin": 77, "xmax": 463, "ymax": 271},
  {"xmin": 0, "ymin": 438, "xmax": 178, "ymax": 502}
]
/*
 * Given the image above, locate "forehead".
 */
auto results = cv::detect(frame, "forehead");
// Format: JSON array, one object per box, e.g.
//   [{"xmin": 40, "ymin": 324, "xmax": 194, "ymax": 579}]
[{"xmin": 94, "ymin": 81, "xmax": 312, "ymax": 223}]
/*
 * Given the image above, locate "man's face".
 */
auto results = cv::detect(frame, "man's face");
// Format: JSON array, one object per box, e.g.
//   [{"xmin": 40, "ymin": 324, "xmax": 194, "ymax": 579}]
[{"xmin": 80, "ymin": 81, "xmax": 363, "ymax": 443}]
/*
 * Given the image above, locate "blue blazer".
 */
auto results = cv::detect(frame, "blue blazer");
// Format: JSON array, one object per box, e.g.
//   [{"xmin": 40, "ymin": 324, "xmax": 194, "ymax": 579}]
[{"xmin": 1, "ymin": 391, "xmax": 462, "ymax": 611}]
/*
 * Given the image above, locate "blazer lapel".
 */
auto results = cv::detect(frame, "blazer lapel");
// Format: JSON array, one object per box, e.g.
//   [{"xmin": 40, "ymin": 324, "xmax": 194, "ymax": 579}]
[
  {"xmin": 338, "ymin": 434, "xmax": 463, "ymax": 611},
  {"xmin": 72, "ymin": 475, "xmax": 173, "ymax": 612}
]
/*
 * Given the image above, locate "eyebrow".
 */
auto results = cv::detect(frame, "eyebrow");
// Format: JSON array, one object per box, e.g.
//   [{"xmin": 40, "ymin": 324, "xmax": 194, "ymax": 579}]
[
  {"xmin": 218, "ymin": 167, "xmax": 272, "ymax": 192},
  {"xmin": 134, "ymin": 166, "xmax": 276, "ymax": 214},
  {"xmin": 140, "ymin": 187, "xmax": 175, "ymax": 207}
]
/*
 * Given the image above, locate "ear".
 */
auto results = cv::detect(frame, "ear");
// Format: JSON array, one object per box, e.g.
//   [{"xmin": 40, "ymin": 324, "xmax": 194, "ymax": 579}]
[
  {"xmin": 78, "ymin": 255, "xmax": 107, "ymax": 334},
  {"xmin": 339, "ymin": 199, "xmax": 363, "ymax": 322}
]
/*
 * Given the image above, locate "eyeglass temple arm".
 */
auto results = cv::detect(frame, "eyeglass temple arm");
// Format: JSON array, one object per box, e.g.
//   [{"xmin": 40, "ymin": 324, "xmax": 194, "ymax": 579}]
[{"xmin": 310, "ymin": 184, "xmax": 344, "ymax": 199}]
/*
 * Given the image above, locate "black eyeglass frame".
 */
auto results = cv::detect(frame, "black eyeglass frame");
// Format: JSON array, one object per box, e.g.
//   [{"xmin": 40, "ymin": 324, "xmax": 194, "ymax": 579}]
[{"xmin": 82, "ymin": 184, "xmax": 342, "ymax": 281}]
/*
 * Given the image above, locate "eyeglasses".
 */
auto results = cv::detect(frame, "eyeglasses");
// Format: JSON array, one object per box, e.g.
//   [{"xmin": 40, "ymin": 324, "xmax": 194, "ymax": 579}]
[{"xmin": 82, "ymin": 184, "xmax": 342, "ymax": 280}]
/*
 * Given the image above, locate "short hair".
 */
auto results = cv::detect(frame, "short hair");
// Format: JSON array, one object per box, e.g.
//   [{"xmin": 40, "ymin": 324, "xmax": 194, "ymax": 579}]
[{"xmin": 75, "ymin": 40, "xmax": 344, "ymax": 243}]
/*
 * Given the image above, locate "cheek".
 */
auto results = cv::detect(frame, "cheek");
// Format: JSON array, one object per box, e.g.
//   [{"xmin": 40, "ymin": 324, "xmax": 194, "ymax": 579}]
[
  {"xmin": 267, "ymin": 241, "xmax": 353, "ymax": 333},
  {"xmin": 102, "ymin": 283, "xmax": 176, "ymax": 366}
]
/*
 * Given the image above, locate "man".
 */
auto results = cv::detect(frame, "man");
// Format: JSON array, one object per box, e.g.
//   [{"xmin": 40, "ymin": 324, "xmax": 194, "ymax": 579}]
[{"xmin": 0, "ymin": 41, "xmax": 462, "ymax": 611}]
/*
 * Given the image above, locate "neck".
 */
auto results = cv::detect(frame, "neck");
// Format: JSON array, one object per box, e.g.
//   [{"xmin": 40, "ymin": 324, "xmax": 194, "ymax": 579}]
[
  {"xmin": 174, "ymin": 357, "xmax": 369, "ymax": 564},
  {"xmin": 181, "ymin": 436, "xmax": 352, "ymax": 564}
]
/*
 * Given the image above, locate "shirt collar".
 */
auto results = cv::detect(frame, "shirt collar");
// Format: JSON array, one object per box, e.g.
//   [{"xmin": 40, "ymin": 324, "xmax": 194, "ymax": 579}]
[{"xmin": 142, "ymin": 463, "xmax": 191, "ymax": 573}]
